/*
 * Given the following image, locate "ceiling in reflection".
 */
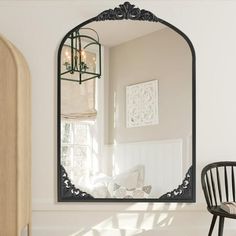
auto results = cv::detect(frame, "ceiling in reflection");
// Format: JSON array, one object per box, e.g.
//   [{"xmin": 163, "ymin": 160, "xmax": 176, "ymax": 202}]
[{"xmin": 88, "ymin": 21, "xmax": 166, "ymax": 47}]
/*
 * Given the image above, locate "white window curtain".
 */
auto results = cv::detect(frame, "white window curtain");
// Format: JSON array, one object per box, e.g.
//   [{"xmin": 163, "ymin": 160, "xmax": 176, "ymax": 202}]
[{"xmin": 61, "ymin": 79, "xmax": 97, "ymax": 120}]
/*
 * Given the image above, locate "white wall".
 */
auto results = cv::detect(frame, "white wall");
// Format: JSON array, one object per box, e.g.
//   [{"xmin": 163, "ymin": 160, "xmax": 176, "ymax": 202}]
[{"xmin": 1, "ymin": 0, "xmax": 236, "ymax": 235}]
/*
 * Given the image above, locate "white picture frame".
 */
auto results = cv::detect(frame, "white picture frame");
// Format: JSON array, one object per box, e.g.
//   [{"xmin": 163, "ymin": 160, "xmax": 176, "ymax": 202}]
[{"xmin": 126, "ymin": 80, "xmax": 159, "ymax": 128}]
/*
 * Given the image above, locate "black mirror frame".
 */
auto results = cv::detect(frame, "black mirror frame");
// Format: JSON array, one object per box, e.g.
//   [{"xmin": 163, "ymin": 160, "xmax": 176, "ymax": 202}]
[{"xmin": 57, "ymin": 1, "xmax": 196, "ymax": 202}]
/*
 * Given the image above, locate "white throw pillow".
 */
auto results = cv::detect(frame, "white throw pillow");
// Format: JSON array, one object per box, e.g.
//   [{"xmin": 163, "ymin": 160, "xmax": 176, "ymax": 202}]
[
  {"xmin": 112, "ymin": 184, "xmax": 152, "ymax": 198},
  {"xmin": 128, "ymin": 165, "xmax": 145, "ymax": 187},
  {"xmin": 107, "ymin": 171, "xmax": 139, "ymax": 197},
  {"xmin": 91, "ymin": 183, "xmax": 109, "ymax": 198},
  {"xmin": 90, "ymin": 173, "xmax": 112, "ymax": 186}
]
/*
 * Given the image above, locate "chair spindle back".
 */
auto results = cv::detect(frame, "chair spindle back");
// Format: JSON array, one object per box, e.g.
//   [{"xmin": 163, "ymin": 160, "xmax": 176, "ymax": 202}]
[{"xmin": 201, "ymin": 162, "xmax": 236, "ymax": 208}]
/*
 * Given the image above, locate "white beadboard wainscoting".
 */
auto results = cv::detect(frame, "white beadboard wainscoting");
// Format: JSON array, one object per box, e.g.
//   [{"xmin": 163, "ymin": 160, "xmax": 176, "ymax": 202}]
[{"xmin": 103, "ymin": 139, "xmax": 184, "ymax": 198}]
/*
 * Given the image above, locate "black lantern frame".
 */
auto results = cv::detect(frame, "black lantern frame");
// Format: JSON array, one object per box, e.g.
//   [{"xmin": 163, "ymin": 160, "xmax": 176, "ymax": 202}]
[{"xmin": 60, "ymin": 28, "xmax": 101, "ymax": 84}]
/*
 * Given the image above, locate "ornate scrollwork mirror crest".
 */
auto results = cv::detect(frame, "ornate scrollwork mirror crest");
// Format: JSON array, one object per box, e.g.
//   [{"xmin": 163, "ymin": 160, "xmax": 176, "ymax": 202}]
[{"xmin": 57, "ymin": 1, "xmax": 196, "ymax": 202}]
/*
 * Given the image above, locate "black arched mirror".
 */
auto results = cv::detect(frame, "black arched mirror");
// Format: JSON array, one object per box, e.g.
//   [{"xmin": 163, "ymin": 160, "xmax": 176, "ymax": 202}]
[{"xmin": 57, "ymin": 2, "xmax": 196, "ymax": 202}]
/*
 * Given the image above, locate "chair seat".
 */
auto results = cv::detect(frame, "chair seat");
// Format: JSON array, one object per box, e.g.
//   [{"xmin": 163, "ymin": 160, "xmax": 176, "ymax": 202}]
[{"xmin": 208, "ymin": 206, "xmax": 236, "ymax": 219}]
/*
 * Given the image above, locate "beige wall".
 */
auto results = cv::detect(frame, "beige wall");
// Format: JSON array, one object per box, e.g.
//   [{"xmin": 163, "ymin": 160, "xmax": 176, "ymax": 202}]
[{"xmin": 108, "ymin": 28, "xmax": 192, "ymax": 145}]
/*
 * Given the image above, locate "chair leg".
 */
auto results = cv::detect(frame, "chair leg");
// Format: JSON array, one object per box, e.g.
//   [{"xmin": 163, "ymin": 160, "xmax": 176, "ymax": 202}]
[
  {"xmin": 208, "ymin": 215, "xmax": 217, "ymax": 236},
  {"xmin": 218, "ymin": 216, "xmax": 225, "ymax": 236}
]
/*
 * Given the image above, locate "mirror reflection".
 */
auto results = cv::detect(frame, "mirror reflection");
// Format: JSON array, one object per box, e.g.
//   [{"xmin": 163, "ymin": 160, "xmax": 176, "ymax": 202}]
[{"xmin": 60, "ymin": 20, "xmax": 193, "ymax": 200}]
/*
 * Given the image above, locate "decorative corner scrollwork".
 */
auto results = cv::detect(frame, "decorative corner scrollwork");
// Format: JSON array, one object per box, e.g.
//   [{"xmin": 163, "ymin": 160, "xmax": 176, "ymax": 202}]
[
  {"xmin": 96, "ymin": 1, "xmax": 159, "ymax": 22},
  {"xmin": 159, "ymin": 166, "xmax": 193, "ymax": 200},
  {"xmin": 60, "ymin": 165, "xmax": 93, "ymax": 199}
]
